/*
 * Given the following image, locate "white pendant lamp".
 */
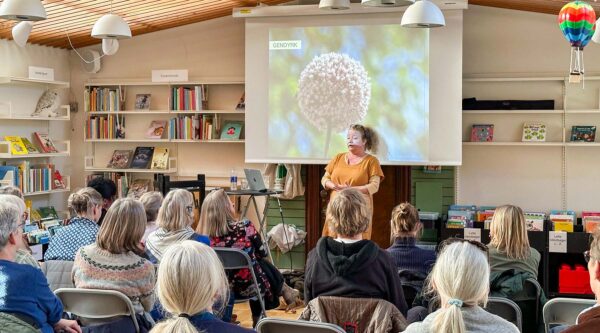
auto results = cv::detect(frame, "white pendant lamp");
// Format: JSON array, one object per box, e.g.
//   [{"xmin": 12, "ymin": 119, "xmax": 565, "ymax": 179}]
[
  {"xmin": 102, "ymin": 38, "xmax": 120, "ymax": 55},
  {"xmin": 361, "ymin": 0, "xmax": 414, "ymax": 7},
  {"xmin": 0, "ymin": 0, "xmax": 46, "ymax": 21},
  {"xmin": 91, "ymin": 14, "xmax": 132, "ymax": 39},
  {"xmin": 401, "ymin": 0, "xmax": 445, "ymax": 28},
  {"xmin": 319, "ymin": 0, "xmax": 351, "ymax": 10},
  {"xmin": 12, "ymin": 21, "xmax": 33, "ymax": 47}
]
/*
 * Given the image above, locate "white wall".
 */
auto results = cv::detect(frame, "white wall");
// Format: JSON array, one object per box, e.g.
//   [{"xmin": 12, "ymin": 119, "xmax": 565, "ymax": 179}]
[{"xmin": 459, "ymin": 5, "xmax": 600, "ymax": 212}]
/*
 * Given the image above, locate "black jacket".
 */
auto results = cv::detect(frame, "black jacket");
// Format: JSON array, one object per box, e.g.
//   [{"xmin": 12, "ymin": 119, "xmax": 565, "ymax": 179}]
[{"xmin": 304, "ymin": 237, "xmax": 408, "ymax": 316}]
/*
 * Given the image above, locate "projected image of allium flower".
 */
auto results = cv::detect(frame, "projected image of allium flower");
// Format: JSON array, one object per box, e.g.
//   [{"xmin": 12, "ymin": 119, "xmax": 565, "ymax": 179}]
[{"xmin": 297, "ymin": 52, "xmax": 371, "ymax": 157}]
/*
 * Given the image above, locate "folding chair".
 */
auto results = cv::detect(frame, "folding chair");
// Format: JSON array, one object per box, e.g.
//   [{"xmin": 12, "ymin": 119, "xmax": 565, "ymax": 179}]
[
  {"xmin": 257, "ymin": 318, "xmax": 345, "ymax": 333},
  {"xmin": 54, "ymin": 288, "xmax": 139, "ymax": 333},
  {"xmin": 213, "ymin": 247, "xmax": 267, "ymax": 319},
  {"xmin": 543, "ymin": 297, "xmax": 596, "ymax": 333},
  {"xmin": 485, "ymin": 297, "xmax": 523, "ymax": 332}
]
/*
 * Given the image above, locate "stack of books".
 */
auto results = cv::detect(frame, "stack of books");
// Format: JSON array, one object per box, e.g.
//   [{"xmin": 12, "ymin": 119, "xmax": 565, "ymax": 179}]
[
  {"xmin": 171, "ymin": 85, "xmax": 208, "ymax": 111},
  {"xmin": 475, "ymin": 206, "xmax": 496, "ymax": 229},
  {"xmin": 550, "ymin": 210, "xmax": 576, "ymax": 232},
  {"xmin": 85, "ymin": 115, "xmax": 126, "ymax": 139},
  {"xmin": 447, "ymin": 205, "xmax": 477, "ymax": 229},
  {"xmin": 168, "ymin": 114, "xmax": 216, "ymax": 140},
  {"xmin": 84, "ymin": 87, "xmax": 121, "ymax": 112}
]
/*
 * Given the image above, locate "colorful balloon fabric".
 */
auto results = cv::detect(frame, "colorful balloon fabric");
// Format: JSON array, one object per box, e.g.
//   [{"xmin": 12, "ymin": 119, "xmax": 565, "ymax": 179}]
[{"xmin": 558, "ymin": 1, "xmax": 596, "ymax": 48}]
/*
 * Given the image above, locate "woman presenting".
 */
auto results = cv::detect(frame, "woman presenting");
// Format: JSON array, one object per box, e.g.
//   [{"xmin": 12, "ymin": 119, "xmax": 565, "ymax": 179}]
[{"xmin": 321, "ymin": 124, "xmax": 384, "ymax": 239}]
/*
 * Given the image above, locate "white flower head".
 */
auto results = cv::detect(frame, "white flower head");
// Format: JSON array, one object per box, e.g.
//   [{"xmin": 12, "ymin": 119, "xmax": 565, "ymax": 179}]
[{"xmin": 297, "ymin": 52, "xmax": 371, "ymax": 132}]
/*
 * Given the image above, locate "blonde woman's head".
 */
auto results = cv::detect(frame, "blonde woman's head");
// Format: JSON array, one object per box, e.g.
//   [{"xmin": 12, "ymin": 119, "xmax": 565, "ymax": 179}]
[
  {"xmin": 390, "ymin": 202, "xmax": 421, "ymax": 239},
  {"xmin": 97, "ymin": 198, "xmax": 146, "ymax": 254},
  {"xmin": 139, "ymin": 191, "xmax": 163, "ymax": 223},
  {"xmin": 327, "ymin": 188, "xmax": 370, "ymax": 237},
  {"xmin": 197, "ymin": 189, "xmax": 235, "ymax": 237},
  {"xmin": 152, "ymin": 240, "xmax": 229, "ymax": 333},
  {"xmin": 67, "ymin": 187, "xmax": 103, "ymax": 221},
  {"xmin": 489, "ymin": 205, "xmax": 530, "ymax": 259},
  {"xmin": 157, "ymin": 189, "xmax": 194, "ymax": 232},
  {"xmin": 429, "ymin": 241, "xmax": 490, "ymax": 333}
]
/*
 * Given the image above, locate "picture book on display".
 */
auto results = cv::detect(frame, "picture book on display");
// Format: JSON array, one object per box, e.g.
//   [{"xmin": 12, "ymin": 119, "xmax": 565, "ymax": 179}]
[
  {"xmin": 135, "ymin": 94, "xmax": 151, "ymax": 110},
  {"xmin": 20, "ymin": 137, "xmax": 39, "ymax": 154},
  {"xmin": 522, "ymin": 123, "xmax": 546, "ymax": 142},
  {"xmin": 470, "ymin": 124, "xmax": 494, "ymax": 142},
  {"xmin": 146, "ymin": 121, "xmax": 167, "ymax": 139},
  {"xmin": 571, "ymin": 125, "xmax": 596, "ymax": 142},
  {"xmin": 34, "ymin": 132, "xmax": 58, "ymax": 153},
  {"xmin": 151, "ymin": 148, "xmax": 169, "ymax": 170},
  {"xmin": 220, "ymin": 122, "xmax": 243, "ymax": 140},
  {"xmin": 524, "ymin": 212, "xmax": 545, "ymax": 231},
  {"xmin": 582, "ymin": 211, "xmax": 600, "ymax": 233},
  {"xmin": 5, "ymin": 136, "xmax": 28, "ymax": 155},
  {"xmin": 107, "ymin": 150, "xmax": 133, "ymax": 169},
  {"xmin": 130, "ymin": 147, "xmax": 154, "ymax": 169},
  {"xmin": 127, "ymin": 179, "xmax": 152, "ymax": 199}
]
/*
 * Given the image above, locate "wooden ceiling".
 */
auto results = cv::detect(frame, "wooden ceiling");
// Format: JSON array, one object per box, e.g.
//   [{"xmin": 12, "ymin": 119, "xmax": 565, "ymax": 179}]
[{"xmin": 0, "ymin": 0, "xmax": 595, "ymax": 49}]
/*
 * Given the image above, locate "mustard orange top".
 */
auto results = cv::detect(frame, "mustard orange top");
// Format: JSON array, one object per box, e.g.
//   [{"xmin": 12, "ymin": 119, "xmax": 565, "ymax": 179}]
[{"xmin": 325, "ymin": 152, "xmax": 384, "ymax": 189}]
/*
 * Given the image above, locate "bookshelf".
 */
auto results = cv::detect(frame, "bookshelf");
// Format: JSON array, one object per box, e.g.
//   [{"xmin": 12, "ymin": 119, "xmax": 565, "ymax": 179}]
[
  {"xmin": 0, "ymin": 77, "xmax": 71, "ymax": 200},
  {"xmin": 83, "ymin": 78, "xmax": 246, "ymax": 197}
]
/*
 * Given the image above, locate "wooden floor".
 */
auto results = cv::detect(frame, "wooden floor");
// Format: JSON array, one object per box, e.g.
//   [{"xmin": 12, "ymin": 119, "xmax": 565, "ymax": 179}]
[{"xmin": 234, "ymin": 302, "xmax": 305, "ymax": 329}]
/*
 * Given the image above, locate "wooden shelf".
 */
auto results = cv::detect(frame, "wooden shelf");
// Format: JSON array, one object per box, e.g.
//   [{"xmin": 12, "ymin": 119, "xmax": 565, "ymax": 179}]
[
  {"xmin": 171, "ymin": 139, "xmax": 245, "ymax": 143},
  {"xmin": 85, "ymin": 78, "xmax": 244, "ymax": 86},
  {"xmin": 463, "ymin": 76, "xmax": 564, "ymax": 82},
  {"xmin": 23, "ymin": 188, "xmax": 71, "ymax": 197},
  {"xmin": 0, "ymin": 77, "xmax": 70, "ymax": 88},
  {"xmin": 84, "ymin": 167, "xmax": 177, "ymax": 174},
  {"xmin": 86, "ymin": 109, "xmax": 245, "ymax": 115},
  {"xmin": 0, "ymin": 152, "xmax": 70, "ymax": 159},
  {"xmin": 565, "ymin": 142, "xmax": 600, "ymax": 146},
  {"xmin": 0, "ymin": 105, "xmax": 71, "ymax": 121},
  {"xmin": 463, "ymin": 142, "xmax": 564, "ymax": 146},
  {"xmin": 170, "ymin": 110, "xmax": 245, "ymax": 114},
  {"xmin": 85, "ymin": 139, "xmax": 171, "ymax": 143},
  {"xmin": 565, "ymin": 110, "xmax": 600, "ymax": 114},
  {"xmin": 463, "ymin": 110, "xmax": 563, "ymax": 114},
  {"xmin": 0, "ymin": 140, "xmax": 70, "ymax": 158}
]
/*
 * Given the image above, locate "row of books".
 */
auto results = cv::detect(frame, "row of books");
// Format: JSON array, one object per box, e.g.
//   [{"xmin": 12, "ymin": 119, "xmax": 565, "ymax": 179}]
[
  {"xmin": 25, "ymin": 205, "xmax": 65, "ymax": 245},
  {"xmin": 168, "ymin": 114, "xmax": 217, "ymax": 140},
  {"xmin": 85, "ymin": 115, "xmax": 126, "ymax": 139},
  {"xmin": 0, "ymin": 162, "xmax": 65, "ymax": 194},
  {"xmin": 86, "ymin": 173, "xmax": 154, "ymax": 199},
  {"xmin": 470, "ymin": 123, "xmax": 597, "ymax": 142},
  {"xmin": 4, "ymin": 133, "xmax": 59, "ymax": 155},
  {"xmin": 84, "ymin": 87, "xmax": 122, "ymax": 112},
  {"xmin": 171, "ymin": 85, "xmax": 208, "ymax": 111},
  {"xmin": 106, "ymin": 147, "xmax": 169, "ymax": 170}
]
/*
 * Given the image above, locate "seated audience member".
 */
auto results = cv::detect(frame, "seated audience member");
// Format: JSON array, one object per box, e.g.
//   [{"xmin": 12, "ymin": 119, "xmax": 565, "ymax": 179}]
[
  {"xmin": 87, "ymin": 178, "xmax": 117, "ymax": 225},
  {"xmin": 0, "ymin": 194, "xmax": 39, "ymax": 268},
  {"xmin": 0, "ymin": 201, "xmax": 81, "ymax": 333},
  {"xmin": 150, "ymin": 241, "xmax": 254, "ymax": 333},
  {"xmin": 488, "ymin": 205, "xmax": 541, "ymax": 277},
  {"xmin": 146, "ymin": 189, "xmax": 209, "ymax": 263},
  {"xmin": 199, "ymin": 189, "xmax": 294, "ymax": 325},
  {"xmin": 0, "ymin": 185, "xmax": 23, "ymax": 197},
  {"xmin": 404, "ymin": 240, "xmax": 519, "ymax": 333},
  {"xmin": 72, "ymin": 198, "xmax": 155, "ymax": 313},
  {"xmin": 44, "ymin": 188, "xmax": 103, "ymax": 261},
  {"xmin": 140, "ymin": 191, "xmax": 163, "ymax": 242},
  {"xmin": 387, "ymin": 202, "xmax": 436, "ymax": 275},
  {"xmin": 304, "ymin": 188, "xmax": 408, "ymax": 315},
  {"xmin": 561, "ymin": 231, "xmax": 600, "ymax": 333}
]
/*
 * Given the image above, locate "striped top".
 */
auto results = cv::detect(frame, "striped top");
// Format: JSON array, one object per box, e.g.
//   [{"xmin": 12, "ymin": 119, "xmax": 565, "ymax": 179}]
[{"xmin": 72, "ymin": 243, "xmax": 156, "ymax": 313}]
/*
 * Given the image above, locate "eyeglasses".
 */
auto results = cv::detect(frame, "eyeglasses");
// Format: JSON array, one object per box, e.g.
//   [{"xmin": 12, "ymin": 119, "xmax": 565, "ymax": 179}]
[
  {"xmin": 438, "ymin": 237, "xmax": 489, "ymax": 258},
  {"xmin": 584, "ymin": 250, "xmax": 596, "ymax": 263}
]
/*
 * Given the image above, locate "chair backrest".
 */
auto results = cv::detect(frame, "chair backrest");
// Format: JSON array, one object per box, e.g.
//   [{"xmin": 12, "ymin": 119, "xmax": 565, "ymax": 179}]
[
  {"xmin": 156, "ymin": 174, "xmax": 206, "ymax": 209},
  {"xmin": 543, "ymin": 297, "xmax": 596, "ymax": 332},
  {"xmin": 257, "ymin": 318, "xmax": 345, "ymax": 333},
  {"xmin": 54, "ymin": 288, "xmax": 139, "ymax": 333},
  {"xmin": 485, "ymin": 297, "xmax": 523, "ymax": 332}
]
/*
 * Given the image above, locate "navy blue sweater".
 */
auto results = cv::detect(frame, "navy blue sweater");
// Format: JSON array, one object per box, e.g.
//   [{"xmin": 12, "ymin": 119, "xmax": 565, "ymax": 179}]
[
  {"xmin": 386, "ymin": 237, "xmax": 436, "ymax": 275},
  {"xmin": 190, "ymin": 312, "xmax": 255, "ymax": 333}
]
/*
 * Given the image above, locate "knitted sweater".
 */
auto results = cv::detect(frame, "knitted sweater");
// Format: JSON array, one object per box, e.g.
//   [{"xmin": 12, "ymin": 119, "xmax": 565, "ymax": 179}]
[
  {"xmin": 387, "ymin": 237, "xmax": 436, "ymax": 275},
  {"xmin": 73, "ymin": 244, "xmax": 156, "ymax": 313},
  {"xmin": 404, "ymin": 306, "xmax": 519, "ymax": 333}
]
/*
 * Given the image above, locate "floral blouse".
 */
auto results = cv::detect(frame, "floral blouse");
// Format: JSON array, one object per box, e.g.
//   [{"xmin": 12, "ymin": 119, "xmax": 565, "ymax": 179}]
[{"xmin": 210, "ymin": 219, "xmax": 272, "ymax": 299}]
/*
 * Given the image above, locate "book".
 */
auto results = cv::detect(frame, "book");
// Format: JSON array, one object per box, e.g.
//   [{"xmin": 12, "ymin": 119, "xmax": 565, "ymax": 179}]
[
  {"xmin": 20, "ymin": 137, "xmax": 39, "ymax": 154},
  {"xmin": 4, "ymin": 136, "xmax": 28, "ymax": 155},
  {"xmin": 130, "ymin": 147, "xmax": 154, "ymax": 169},
  {"xmin": 0, "ymin": 166, "xmax": 17, "ymax": 187},
  {"xmin": 522, "ymin": 123, "xmax": 546, "ymax": 142},
  {"xmin": 470, "ymin": 124, "xmax": 494, "ymax": 142},
  {"xmin": 53, "ymin": 170, "xmax": 65, "ymax": 189},
  {"xmin": 127, "ymin": 179, "xmax": 151, "ymax": 199},
  {"xmin": 151, "ymin": 147, "xmax": 169, "ymax": 170},
  {"xmin": 554, "ymin": 221, "xmax": 574, "ymax": 232},
  {"xmin": 571, "ymin": 125, "xmax": 596, "ymax": 142},
  {"xmin": 33, "ymin": 132, "xmax": 58, "ymax": 153},
  {"xmin": 220, "ymin": 122, "xmax": 243, "ymax": 140},
  {"xmin": 145, "ymin": 120, "xmax": 167, "ymax": 139},
  {"xmin": 135, "ymin": 94, "xmax": 151, "ymax": 110},
  {"xmin": 106, "ymin": 150, "xmax": 133, "ymax": 169}
]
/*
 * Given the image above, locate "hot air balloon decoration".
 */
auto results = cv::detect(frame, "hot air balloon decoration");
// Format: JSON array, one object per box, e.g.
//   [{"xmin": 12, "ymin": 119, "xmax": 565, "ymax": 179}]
[{"xmin": 558, "ymin": 1, "xmax": 596, "ymax": 87}]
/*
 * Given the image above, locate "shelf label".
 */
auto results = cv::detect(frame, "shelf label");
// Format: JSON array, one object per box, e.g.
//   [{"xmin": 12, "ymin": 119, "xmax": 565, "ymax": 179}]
[
  {"xmin": 549, "ymin": 231, "xmax": 567, "ymax": 253},
  {"xmin": 464, "ymin": 227, "xmax": 481, "ymax": 243},
  {"xmin": 28, "ymin": 66, "xmax": 54, "ymax": 81},
  {"xmin": 152, "ymin": 69, "xmax": 188, "ymax": 82}
]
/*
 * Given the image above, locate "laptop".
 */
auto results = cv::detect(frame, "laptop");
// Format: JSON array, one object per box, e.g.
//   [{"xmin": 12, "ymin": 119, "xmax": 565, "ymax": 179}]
[{"xmin": 244, "ymin": 168, "xmax": 267, "ymax": 192}]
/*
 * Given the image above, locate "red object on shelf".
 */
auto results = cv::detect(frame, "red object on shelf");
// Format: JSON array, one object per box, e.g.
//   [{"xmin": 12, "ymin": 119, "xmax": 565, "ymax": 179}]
[{"xmin": 559, "ymin": 264, "xmax": 593, "ymax": 294}]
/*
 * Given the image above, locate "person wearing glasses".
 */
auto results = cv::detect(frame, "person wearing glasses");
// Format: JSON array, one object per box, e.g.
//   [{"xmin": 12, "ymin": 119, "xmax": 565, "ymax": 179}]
[
  {"xmin": 304, "ymin": 188, "xmax": 408, "ymax": 315},
  {"xmin": 146, "ymin": 189, "xmax": 209, "ymax": 263},
  {"xmin": 0, "ymin": 193, "xmax": 39, "ymax": 268},
  {"xmin": 488, "ymin": 205, "xmax": 541, "ymax": 278},
  {"xmin": 404, "ymin": 240, "xmax": 519, "ymax": 333},
  {"xmin": 0, "ymin": 201, "xmax": 82, "ymax": 333},
  {"xmin": 560, "ymin": 232, "xmax": 600, "ymax": 333},
  {"xmin": 72, "ymin": 198, "xmax": 156, "ymax": 315},
  {"xmin": 44, "ymin": 187, "xmax": 103, "ymax": 261}
]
